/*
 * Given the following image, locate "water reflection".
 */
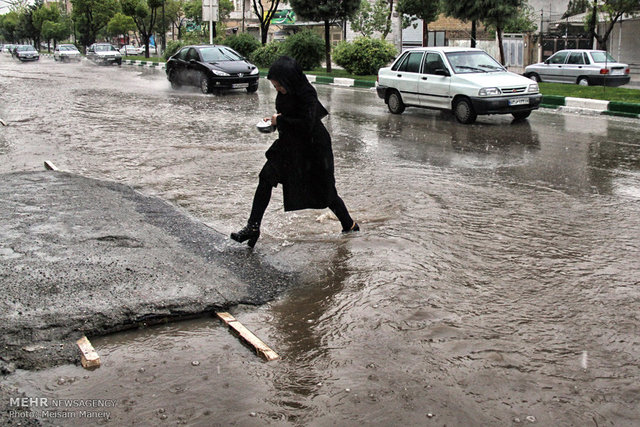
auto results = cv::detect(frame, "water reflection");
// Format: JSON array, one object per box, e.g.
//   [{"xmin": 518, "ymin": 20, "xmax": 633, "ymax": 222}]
[{"xmin": 267, "ymin": 243, "xmax": 352, "ymax": 421}]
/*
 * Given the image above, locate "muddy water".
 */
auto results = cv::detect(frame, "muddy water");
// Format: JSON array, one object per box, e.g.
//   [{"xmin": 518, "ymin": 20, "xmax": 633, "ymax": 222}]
[{"xmin": 2, "ymin": 56, "xmax": 640, "ymax": 426}]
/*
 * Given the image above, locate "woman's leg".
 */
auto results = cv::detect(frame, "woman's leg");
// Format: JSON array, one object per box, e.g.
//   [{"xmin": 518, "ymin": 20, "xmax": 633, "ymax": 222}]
[
  {"xmin": 248, "ymin": 178, "xmax": 273, "ymax": 226},
  {"xmin": 327, "ymin": 193, "xmax": 357, "ymax": 232}
]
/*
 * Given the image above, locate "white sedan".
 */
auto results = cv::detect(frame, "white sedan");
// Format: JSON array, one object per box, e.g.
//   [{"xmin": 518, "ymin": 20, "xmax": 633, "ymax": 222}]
[
  {"xmin": 377, "ymin": 47, "xmax": 542, "ymax": 124},
  {"xmin": 119, "ymin": 45, "xmax": 143, "ymax": 55}
]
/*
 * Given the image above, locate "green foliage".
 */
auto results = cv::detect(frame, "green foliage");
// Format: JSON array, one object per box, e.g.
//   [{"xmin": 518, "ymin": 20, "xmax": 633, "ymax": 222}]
[
  {"xmin": 107, "ymin": 12, "xmax": 136, "ymax": 37},
  {"xmin": 71, "ymin": 0, "xmax": 119, "ymax": 47},
  {"xmin": 0, "ymin": 11, "xmax": 21, "ymax": 42},
  {"xmin": 333, "ymin": 36, "xmax": 396, "ymax": 75},
  {"xmin": 223, "ymin": 32, "xmax": 260, "ymax": 57},
  {"xmin": 250, "ymin": 41, "xmax": 283, "ymax": 68},
  {"xmin": 164, "ymin": 39, "xmax": 185, "ymax": 59},
  {"xmin": 351, "ymin": 0, "xmax": 393, "ymax": 38},
  {"xmin": 41, "ymin": 20, "xmax": 70, "ymax": 43},
  {"xmin": 397, "ymin": 0, "xmax": 439, "ymax": 29},
  {"xmin": 289, "ymin": 0, "xmax": 361, "ymax": 22},
  {"xmin": 279, "ymin": 29, "xmax": 324, "ymax": 70}
]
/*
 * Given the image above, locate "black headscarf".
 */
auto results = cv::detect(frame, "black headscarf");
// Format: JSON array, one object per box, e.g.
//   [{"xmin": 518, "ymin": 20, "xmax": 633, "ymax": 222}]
[{"xmin": 267, "ymin": 56, "xmax": 314, "ymax": 95}]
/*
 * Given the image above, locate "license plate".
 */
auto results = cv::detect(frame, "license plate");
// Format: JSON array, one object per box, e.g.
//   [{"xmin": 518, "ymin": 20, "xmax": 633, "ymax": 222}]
[
  {"xmin": 611, "ymin": 69, "xmax": 624, "ymax": 75},
  {"xmin": 232, "ymin": 83, "xmax": 249, "ymax": 88},
  {"xmin": 508, "ymin": 97, "xmax": 529, "ymax": 106}
]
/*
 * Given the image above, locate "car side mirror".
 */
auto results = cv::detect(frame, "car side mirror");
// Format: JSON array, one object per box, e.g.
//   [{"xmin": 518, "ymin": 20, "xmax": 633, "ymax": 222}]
[
  {"xmin": 189, "ymin": 59, "xmax": 197, "ymax": 64},
  {"xmin": 435, "ymin": 68, "xmax": 450, "ymax": 77},
  {"xmin": 544, "ymin": 59, "xmax": 550, "ymax": 64}
]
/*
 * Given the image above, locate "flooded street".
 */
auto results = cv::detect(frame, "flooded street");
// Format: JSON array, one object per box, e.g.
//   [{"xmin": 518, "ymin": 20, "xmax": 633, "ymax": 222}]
[{"xmin": 2, "ymin": 55, "xmax": 640, "ymax": 426}]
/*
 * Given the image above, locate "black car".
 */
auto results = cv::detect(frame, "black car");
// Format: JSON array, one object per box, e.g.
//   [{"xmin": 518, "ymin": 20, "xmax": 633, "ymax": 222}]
[
  {"xmin": 166, "ymin": 45, "xmax": 260, "ymax": 94},
  {"xmin": 13, "ymin": 44, "xmax": 39, "ymax": 62}
]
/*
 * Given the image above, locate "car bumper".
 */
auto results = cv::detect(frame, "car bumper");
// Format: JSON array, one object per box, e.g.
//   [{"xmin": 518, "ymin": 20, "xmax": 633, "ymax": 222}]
[
  {"xmin": 376, "ymin": 85, "xmax": 387, "ymax": 99},
  {"xmin": 588, "ymin": 75, "xmax": 630, "ymax": 87},
  {"xmin": 210, "ymin": 76, "xmax": 260, "ymax": 89},
  {"xmin": 470, "ymin": 94, "xmax": 543, "ymax": 115},
  {"xmin": 18, "ymin": 56, "xmax": 39, "ymax": 61}
]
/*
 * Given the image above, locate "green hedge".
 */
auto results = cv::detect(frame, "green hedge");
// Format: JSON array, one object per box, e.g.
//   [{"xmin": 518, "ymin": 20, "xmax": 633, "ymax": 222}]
[{"xmin": 333, "ymin": 37, "xmax": 396, "ymax": 75}]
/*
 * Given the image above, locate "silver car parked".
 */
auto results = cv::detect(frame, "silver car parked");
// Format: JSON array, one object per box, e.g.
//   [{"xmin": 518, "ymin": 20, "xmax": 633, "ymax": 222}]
[{"xmin": 524, "ymin": 49, "xmax": 630, "ymax": 87}]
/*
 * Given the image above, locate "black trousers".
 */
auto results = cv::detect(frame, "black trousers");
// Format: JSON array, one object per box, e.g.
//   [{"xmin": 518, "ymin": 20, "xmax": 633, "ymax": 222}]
[{"xmin": 248, "ymin": 176, "xmax": 354, "ymax": 231}]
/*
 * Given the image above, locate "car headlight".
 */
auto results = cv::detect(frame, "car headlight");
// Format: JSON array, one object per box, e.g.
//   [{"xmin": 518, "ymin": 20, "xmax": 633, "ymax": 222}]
[
  {"xmin": 478, "ymin": 87, "xmax": 502, "ymax": 96},
  {"xmin": 210, "ymin": 69, "xmax": 230, "ymax": 76},
  {"xmin": 249, "ymin": 67, "xmax": 259, "ymax": 75},
  {"xmin": 528, "ymin": 83, "xmax": 539, "ymax": 93}
]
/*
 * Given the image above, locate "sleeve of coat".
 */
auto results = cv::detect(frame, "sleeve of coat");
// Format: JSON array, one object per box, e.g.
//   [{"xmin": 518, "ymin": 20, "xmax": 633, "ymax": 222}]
[{"xmin": 276, "ymin": 89, "xmax": 318, "ymax": 136}]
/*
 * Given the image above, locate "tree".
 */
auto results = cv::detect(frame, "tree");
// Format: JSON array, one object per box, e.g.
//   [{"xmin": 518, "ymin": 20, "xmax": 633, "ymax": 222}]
[
  {"xmin": 0, "ymin": 11, "xmax": 21, "ymax": 42},
  {"xmin": 17, "ymin": 1, "xmax": 43, "ymax": 48},
  {"xmin": 41, "ymin": 20, "xmax": 70, "ymax": 48},
  {"xmin": 71, "ymin": 0, "xmax": 119, "ymax": 49},
  {"xmin": 107, "ymin": 12, "xmax": 136, "ymax": 42},
  {"xmin": 586, "ymin": 0, "xmax": 639, "ymax": 50},
  {"xmin": 165, "ymin": 0, "xmax": 186, "ymax": 40},
  {"xmin": 289, "ymin": 0, "xmax": 361, "ymax": 72},
  {"xmin": 121, "ymin": 0, "xmax": 163, "ymax": 57},
  {"xmin": 351, "ymin": 0, "xmax": 394, "ymax": 39},
  {"xmin": 184, "ymin": 0, "xmax": 202, "ymax": 25},
  {"xmin": 397, "ymin": 0, "xmax": 439, "ymax": 47},
  {"xmin": 441, "ymin": 0, "xmax": 484, "ymax": 47},
  {"xmin": 481, "ymin": 0, "xmax": 524, "ymax": 65},
  {"xmin": 251, "ymin": 0, "xmax": 284, "ymax": 45},
  {"xmin": 503, "ymin": 3, "xmax": 537, "ymax": 33},
  {"xmin": 563, "ymin": 0, "xmax": 591, "ymax": 18},
  {"xmin": 33, "ymin": 2, "xmax": 62, "ymax": 51}
]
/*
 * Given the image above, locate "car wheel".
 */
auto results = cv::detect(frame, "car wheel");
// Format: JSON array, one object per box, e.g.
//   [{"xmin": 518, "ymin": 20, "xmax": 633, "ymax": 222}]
[
  {"xmin": 512, "ymin": 111, "xmax": 531, "ymax": 121},
  {"xmin": 246, "ymin": 83, "xmax": 258, "ymax": 93},
  {"xmin": 200, "ymin": 73, "xmax": 211, "ymax": 94},
  {"xmin": 169, "ymin": 70, "xmax": 181, "ymax": 90},
  {"xmin": 528, "ymin": 73, "xmax": 541, "ymax": 83},
  {"xmin": 577, "ymin": 77, "xmax": 590, "ymax": 86},
  {"xmin": 387, "ymin": 90, "xmax": 405, "ymax": 114},
  {"xmin": 453, "ymin": 98, "xmax": 477, "ymax": 124}
]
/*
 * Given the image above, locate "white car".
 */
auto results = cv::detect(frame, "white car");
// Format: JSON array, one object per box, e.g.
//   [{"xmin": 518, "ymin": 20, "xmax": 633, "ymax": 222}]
[
  {"xmin": 524, "ymin": 49, "xmax": 630, "ymax": 87},
  {"xmin": 54, "ymin": 44, "xmax": 82, "ymax": 62},
  {"xmin": 377, "ymin": 47, "xmax": 542, "ymax": 124},
  {"xmin": 119, "ymin": 45, "xmax": 143, "ymax": 55},
  {"xmin": 86, "ymin": 43, "xmax": 122, "ymax": 65}
]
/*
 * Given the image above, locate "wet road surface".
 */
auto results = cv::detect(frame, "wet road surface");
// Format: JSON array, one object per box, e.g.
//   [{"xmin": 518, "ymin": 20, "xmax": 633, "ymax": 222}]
[{"xmin": 2, "ymin": 55, "xmax": 640, "ymax": 425}]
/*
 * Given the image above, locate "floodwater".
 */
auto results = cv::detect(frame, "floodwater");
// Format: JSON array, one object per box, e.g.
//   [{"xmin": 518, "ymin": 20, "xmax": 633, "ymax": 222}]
[{"xmin": 2, "ymin": 56, "xmax": 640, "ymax": 426}]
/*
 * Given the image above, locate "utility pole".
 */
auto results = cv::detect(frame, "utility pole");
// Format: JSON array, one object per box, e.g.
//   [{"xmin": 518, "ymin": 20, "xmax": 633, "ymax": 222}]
[{"xmin": 162, "ymin": 0, "xmax": 166, "ymax": 53}]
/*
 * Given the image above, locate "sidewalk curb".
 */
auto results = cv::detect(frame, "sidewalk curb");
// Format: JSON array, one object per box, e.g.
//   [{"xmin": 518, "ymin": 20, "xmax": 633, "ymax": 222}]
[{"xmin": 540, "ymin": 94, "xmax": 640, "ymax": 118}]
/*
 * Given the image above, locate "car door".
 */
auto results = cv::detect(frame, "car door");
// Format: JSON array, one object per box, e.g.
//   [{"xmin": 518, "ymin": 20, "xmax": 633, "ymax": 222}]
[
  {"xmin": 392, "ymin": 51, "xmax": 424, "ymax": 106},
  {"xmin": 418, "ymin": 52, "xmax": 451, "ymax": 109},
  {"xmin": 185, "ymin": 48, "xmax": 203, "ymax": 85},
  {"xmin": 170, "ymin": 48, "xmax": 189, "ymax": 84},
  {"xmin": 562, "ymin": 51, "xmax": 587, "ymax": 83},
  {"xmin": 542, "ymin": 51, "xmax": 569, "ymax": 82},
  {"xmin": 54, "ymin": 46, "xmax": 59, "ymax": 61}
]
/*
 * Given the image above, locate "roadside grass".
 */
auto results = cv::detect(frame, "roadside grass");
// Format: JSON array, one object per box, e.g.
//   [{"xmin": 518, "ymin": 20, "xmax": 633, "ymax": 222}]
[
  {"xmin": 538, "ymin": 82, "xmax": 640, "ymax": 103},
  {"xmin": 306, "ymin": 67, "xmax": 377, "ymax": 82},
  {"xmin": 122, "ymin": 55, "xmax": 164, "ymax": 62}
]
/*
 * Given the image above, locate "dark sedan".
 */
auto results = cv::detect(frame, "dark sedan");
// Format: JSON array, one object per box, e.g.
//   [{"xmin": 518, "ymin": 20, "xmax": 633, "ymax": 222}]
[
  {"xmin": 13, "ymin": 45, "xmax": 39, "ymax": 62},
  {"xmin": 166, "ymin": 45, "xmax": 260, "ymax": 94}
]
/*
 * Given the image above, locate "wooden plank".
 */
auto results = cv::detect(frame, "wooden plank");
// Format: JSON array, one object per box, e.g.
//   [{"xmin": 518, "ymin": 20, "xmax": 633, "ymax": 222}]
[
  {"xmin": 216, "ymin": 312, "xmax": 279, "ymax": 361},
  {"xmin": 76, "ymin": 336, "xmax": 101, "ymax": 369},
  {"xmin": 44, "ymin": 161, "xmax": 59, "ymax": 171}
]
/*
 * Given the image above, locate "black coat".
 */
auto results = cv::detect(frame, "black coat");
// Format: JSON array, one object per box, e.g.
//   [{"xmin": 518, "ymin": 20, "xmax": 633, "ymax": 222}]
[{"xmin": 261, "ymin": 78, "xmax": 337, "ymax": 211}]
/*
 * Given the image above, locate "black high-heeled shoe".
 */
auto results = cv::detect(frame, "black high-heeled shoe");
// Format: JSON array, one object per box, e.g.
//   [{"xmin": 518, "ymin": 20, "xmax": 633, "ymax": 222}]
[
  {"xmin": 231, "ymin": 222, "xmax": 261, "ymax": 248},
  {"xmin": 342, "ymin": 222, "xmax": 360, "ymax": 234}
]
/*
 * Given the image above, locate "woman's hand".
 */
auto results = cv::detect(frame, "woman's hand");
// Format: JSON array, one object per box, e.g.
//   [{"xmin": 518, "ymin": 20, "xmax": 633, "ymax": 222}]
[{"xmin": 270, "ymin": 113, "xmax": 281, "ymax": 126}]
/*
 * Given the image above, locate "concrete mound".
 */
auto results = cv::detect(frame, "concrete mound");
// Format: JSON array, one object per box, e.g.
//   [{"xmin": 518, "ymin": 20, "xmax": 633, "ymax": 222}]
[{"xmin": 0, "ymin": 171, "xmax": 294, "ymax": 372}]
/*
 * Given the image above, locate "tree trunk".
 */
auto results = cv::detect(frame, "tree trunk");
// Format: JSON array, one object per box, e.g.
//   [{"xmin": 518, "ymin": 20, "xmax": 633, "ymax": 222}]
[
  {"xmin": 325, "ymin": 20, "xmax": 332, "ymax": 73},
  {"xmin": 471, "ymin": 20, "xmax": 476, "ymax": 48},
  {"xmin": 382, "ymin": 0, "xmax": 393, "ymax": 40},
  {"xmin": 588, "ymin": 0, "xmax": 598, "ymax": 49},
  {"xmin": 497, "ymin": 26, "xmax": 504, "ymax": 65},
  {"xmin": 261, "ymin": 22, "xmax": 268, "ymax": 44},
  {"xmin": 422, "ymin": 19, "xmax": 428, "ymax": 46}
]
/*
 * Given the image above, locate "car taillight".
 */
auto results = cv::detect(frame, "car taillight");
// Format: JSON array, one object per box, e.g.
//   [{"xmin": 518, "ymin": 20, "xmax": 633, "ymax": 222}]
[
  {"xmin": 626, "ymin": 68, "xmax": 630, "ymax": 74},
  {"xmin": 600, "ymin": 68, "xmax": 609, "ymax": 75}
]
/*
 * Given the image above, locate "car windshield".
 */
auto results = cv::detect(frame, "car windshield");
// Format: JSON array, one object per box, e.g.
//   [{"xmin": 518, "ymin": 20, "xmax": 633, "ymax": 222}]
[
  {"xmin": 199, "ymin": 47, "xmax": 243, "ymax": 62},
  {"xmin": 446, "ymin": 51, "xmax": 505, "ymax": 73},
  {"xmin": 589, "ymin": 51, "xmax": 617, "ymax": 63},
  {"xmin": 95, "ymin": 45, "xmax": 117, "ymax": 52},
  {"xmin": 17, "ymin": 45, "xmax": 36, "ymax": 52},
  {"xmin": 60, "ymin": 46, "xmax": 77, "ymax": 51}
]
